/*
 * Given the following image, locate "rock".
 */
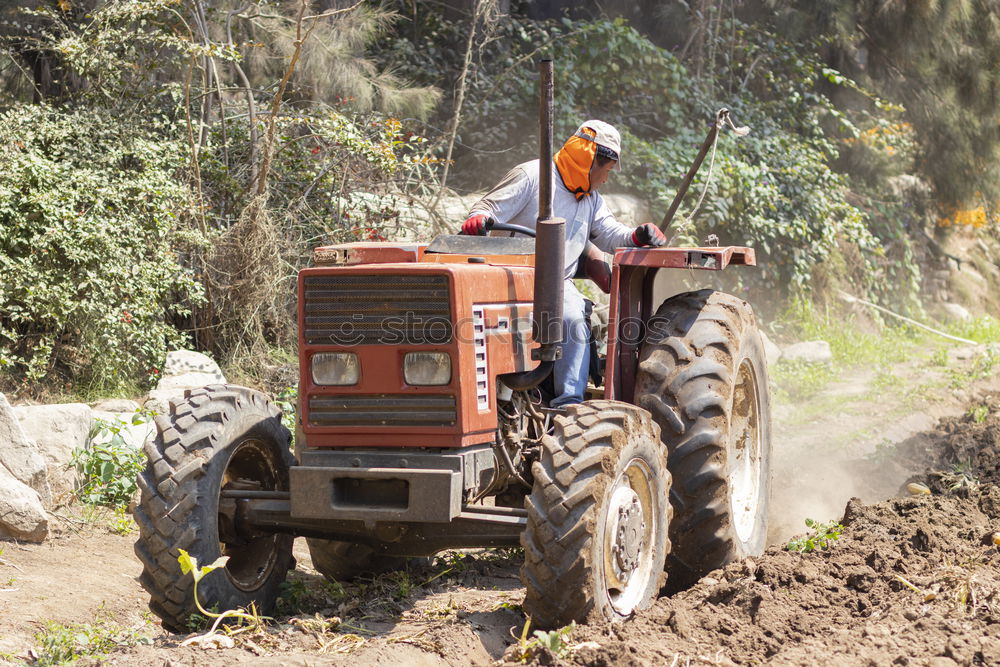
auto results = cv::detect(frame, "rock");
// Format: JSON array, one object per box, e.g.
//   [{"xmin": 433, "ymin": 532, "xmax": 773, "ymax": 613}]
[
  {"xmin": 759, "ymin": 331, "xmax": 782, "ymax": 368},
  {"xmin": 887, "ymin": 174, "xmax": 932, "ymax": 199},
  {"xmin": 90, "ymin": 398, "xmax": 140, "ymax": 413},
  {"xmin": 0, "ymin": 463, "xmax": 47, "ymax": 542},
  {"xmin": 163, "ymin": 350, "xmax": 226, "ymax": 381},
  {"xmin": 0, "ymin": 394, "xmax": 50, "ymax": 505},
  {"xmin": 781, "ymin": 340, "xmax": 832, "ymax": 364},
  {"xmin": 143, "ymin": 389, "xmax": 184, "ymax": 417},
  {"xmin": 940, "ymin": 302, "xmax": 971, "ymax": 322},
  {"xmin": 948, "ymin": 346, "xmax": 978, "ymax": 361},
  {"xmin": 147, "ymin": 353, "xmax": 227, "ymax": 416},
  {"xmin": 156, "ymin": 372, "xmax": 226, "ymax": 391},
  {"xmin": 13, "ymin": 403, "xmax": 93, "ymax": 502}
]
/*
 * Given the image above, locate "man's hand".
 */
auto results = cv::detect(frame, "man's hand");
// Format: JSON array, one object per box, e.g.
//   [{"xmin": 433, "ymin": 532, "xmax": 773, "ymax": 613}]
[
  {"xmin": 461, "ymin": 213, "xmax": 490, "ymax": 236},
  {"xmin": 631, "ymin": 223, "xmax": 666, "ymax": 247}
]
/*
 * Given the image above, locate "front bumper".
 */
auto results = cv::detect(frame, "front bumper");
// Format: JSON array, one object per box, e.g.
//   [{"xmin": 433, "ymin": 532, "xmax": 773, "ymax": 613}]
[{"xmin": 289, "ymin": 447, "xmax": 494, "ymax": 523}]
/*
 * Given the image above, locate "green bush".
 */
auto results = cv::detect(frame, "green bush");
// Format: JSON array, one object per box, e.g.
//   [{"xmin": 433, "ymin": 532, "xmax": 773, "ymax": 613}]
[
  {"xmin": 383, "ymin": 14, "xmax": 889, "ymax": 299},
  {"xmin": 72, "ymin": 413, "xmax": 150, "ymax": 508},
  {"xmin": 0, "ymin": 105, "xmax": 202, "ymax": 391}
]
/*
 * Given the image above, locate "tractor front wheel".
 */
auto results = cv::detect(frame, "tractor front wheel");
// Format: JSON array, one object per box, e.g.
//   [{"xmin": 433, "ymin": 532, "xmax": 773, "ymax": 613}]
[
  {"xmin": 133, "ymin": 385, "xmax": 294, "ymax": 633},
  {"xmin": 521, "ymin": 401, "xmax": 671, "ymax": 629}
]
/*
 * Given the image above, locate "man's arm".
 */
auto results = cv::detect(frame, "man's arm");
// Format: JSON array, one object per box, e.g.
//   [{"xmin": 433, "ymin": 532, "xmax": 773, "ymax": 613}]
[
  {"xmin": 589, "ymin": 196, "xmax": 666, "ymax": 250},
  {"xmin": 588, "ymin": 196, "xmax": 637, "ymax": 251},
  {"xmin": 466, "ymin": 165, "xmax": 533, "ymax": 229}
]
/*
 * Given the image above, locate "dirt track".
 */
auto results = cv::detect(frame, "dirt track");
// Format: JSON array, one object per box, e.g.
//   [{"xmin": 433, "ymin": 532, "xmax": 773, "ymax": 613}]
[{"xmin": 1, "ymin": 352, "xmax": 999, "ymax": 666}]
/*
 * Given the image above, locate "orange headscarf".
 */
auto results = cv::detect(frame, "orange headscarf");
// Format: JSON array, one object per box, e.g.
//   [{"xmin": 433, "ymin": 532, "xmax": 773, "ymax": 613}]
[{"xmin": 554, "ymin": 127, "xmax": 597, "ymax": 200}]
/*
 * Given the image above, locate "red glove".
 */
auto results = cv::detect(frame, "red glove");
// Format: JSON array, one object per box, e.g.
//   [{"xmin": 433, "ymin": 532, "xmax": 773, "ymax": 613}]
[
  {"xmin": 461, "ymin": 213, "xmax": 490, "ymax": 236},
  {"xmin": 632, "ymin": 223, "xmax": 666, "ymax": 247}
]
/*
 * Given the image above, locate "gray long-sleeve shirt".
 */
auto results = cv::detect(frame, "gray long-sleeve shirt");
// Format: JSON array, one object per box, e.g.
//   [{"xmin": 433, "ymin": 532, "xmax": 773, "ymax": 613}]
[{"xmin": 468, "ymin": 159, "xmax": 636, "ymax": 279}]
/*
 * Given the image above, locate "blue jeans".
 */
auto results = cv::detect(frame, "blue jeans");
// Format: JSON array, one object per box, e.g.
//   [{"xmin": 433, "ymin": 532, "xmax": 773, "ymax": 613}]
[{"xmin": 550, "ymin": 281, "xmax": 590, "ymax": 407}]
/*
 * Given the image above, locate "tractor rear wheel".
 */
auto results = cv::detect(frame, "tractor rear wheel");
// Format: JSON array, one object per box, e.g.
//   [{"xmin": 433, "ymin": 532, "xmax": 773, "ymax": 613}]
[
  {"xmin": 134, "ymin": 385, "xmax": 294, "ymax": 633},
  {"xmin": 306, "ymin": 539, "xmax": 411, "ymax": 582},
  {"xmin": 636, "ymin": 289, "xmax": 771, "ymax": 588},
  {"xmin": 635, "ymin": 289, "xmax": 771, "ymax": 588},
  {"xmin": 521, "ymin": 401, "xmax": 671, "ymax": 629}
]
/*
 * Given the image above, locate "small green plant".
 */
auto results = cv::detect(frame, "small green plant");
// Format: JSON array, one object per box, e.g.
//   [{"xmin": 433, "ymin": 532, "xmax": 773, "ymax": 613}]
[
  {"xmin": 869, "ymin": 366, "xmax": 899, "ymax": 396},
  {"xmin": 80, "ymin": 504, "xmax": 137, "ymax": 535},
  {"xmin": 72, "ymin": 412, "xmax": 150, "ymax": 508},
  {"xmin": 274, "ymin": 386, "xmax": 298, "ymax": 446},
  {"xmin": 968, "ymin": 404, "xmax": 990, "ymax": 424},
  {"xmin": 949, "ymin": 348, "xmax": 999, "ymax": 388},
  {"xmin": 277, "ymin": 577, "xmax": 311, "ymax": 613},
  {"xmin": 771, "ymin": 359, "xmax": 837, "ymax": 402},
  {"xmin": 323, "ymin": 579, "xmax": 347, "ymax": 601},
  {"xmin": 176, "ymin": 549, "xmax": 266, "ymax": 645},
  {"xmin": 939, "ymin": 460, "xmax": 979, "ymax": 494},
  {"xmin": 509, "ymin": 619, "xmax": 579, "ymax": 662},
  {"xmin": 32, "ymin": 616, "xmax": 151, "ymax": 666},
  {"xmin": 866, "ymin": 438, "xmax": 897, "ymax": 464},
  {"xmin": 949, "ymin": 315, "xmax": 1000, "ymax": 344},
  {"xmin": 786, "ymin": 518, "xmax": 844, "ymax": 553},
  {"xmin": 929, "ymin": 347, "xmax": 950, "ymax": 367}
]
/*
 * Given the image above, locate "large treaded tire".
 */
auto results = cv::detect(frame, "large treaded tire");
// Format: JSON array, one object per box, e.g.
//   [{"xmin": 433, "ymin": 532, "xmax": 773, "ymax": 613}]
[
  {"xmin": 134, "ymin": 385, "xmax": 294, "ymax": 633},
  {"xmin": 521, "ymin": 401, "xmax": 671, "ymax": 629},
  {"xmin": 306, "ymin": 539, "xmax": 411, "ymax": 582},
  {"xmin": 635, "ymin": 289, "xmax": 772, "ymax": 587}
]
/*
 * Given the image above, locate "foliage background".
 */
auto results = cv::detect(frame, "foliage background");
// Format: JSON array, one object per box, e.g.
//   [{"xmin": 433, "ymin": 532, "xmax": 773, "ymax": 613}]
[{"xmin": 0, "ymin": 0, "xmax": 996, "ymax": 395}]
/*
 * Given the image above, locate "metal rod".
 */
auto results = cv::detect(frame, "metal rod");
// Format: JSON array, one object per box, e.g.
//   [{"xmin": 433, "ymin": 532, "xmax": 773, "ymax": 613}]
[
  {"xmin": 462, "ymin": 504, "xmax": 529, "ymax": 518},
  {"xmin": 537, "ymin": 59, "xmax": 553, "ymax": 222},
  {"xmin": 659, "ymin": 108, "xmax": 728, "ymax": 232},
  {"xmin": 220, "ymin": 489, "xmax": 291, "ymax": 500}
]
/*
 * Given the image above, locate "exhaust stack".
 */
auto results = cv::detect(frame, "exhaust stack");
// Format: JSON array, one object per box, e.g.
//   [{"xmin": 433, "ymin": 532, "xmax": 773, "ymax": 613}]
[
  {"xmin": 531, "ymin": 59, "xmax": 565, "ymax": 361},
  {"xmin": 500, "ymin": 59, "xmax": 565, "ymax": 390}
]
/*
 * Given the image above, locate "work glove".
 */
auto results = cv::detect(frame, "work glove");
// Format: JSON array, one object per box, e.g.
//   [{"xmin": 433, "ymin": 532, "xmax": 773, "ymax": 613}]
[
  {"xmin": 461, "ymin": 213, "xmax": 490, "ymax": 236},
  {"xmin": 631, "ymin": 223, "xmax": 666, "ymax": 247}
]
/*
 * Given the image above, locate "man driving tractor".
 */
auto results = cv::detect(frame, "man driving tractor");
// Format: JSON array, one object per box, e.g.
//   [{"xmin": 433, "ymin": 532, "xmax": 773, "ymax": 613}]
[{"xmin": 460, "ymin": 120, "xmax": 666, "ymax": 407}]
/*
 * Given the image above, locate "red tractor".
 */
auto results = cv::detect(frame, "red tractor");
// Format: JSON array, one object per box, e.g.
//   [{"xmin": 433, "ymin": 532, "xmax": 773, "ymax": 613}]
[{"xmin": 134, "ymin": 62, "xmax": 771, "ymax": 631}]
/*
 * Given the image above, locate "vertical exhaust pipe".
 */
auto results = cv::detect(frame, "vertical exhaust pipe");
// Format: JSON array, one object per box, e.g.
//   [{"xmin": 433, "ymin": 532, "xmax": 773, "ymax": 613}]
[
  {"xmin": 532, "ymin": 59, "xmax": 565, "ymax": 360},
  {"xmin": 500, "ymin": 59, "xmax": 565, "ymax": 390}
]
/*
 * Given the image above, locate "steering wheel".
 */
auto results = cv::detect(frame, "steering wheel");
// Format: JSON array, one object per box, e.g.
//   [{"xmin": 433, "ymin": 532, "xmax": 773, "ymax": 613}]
[
  {"xmin": 486, "ymin": 220, "xmax": 536, "ymax": 237},
  {"xmin": 458, "ymin": 217, "xmax": 537, "ymax": 238}
]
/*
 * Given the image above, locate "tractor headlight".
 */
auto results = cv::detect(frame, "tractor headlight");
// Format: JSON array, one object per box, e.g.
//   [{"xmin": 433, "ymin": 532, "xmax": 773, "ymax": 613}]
[
  {"xmin": 403, "ymin": 352, "xmax": 451, "ymax": 386},
  {"xmin": 311, "ymin": 352, "xmax": 359, "ymax": 386}
]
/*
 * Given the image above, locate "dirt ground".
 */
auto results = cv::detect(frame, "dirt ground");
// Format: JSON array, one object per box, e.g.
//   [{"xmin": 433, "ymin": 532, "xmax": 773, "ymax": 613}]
[{"xmin": 1, "ymin": 346, "xmax": 999, "ymax": 666}]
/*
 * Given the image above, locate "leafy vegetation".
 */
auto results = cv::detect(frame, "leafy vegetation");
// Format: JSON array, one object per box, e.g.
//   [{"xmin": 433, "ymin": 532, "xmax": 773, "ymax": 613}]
[
  {"xmin": 0, "ymin": 107, "xmax": 200, "ymax": 393},
  {"xmin": 31, "ymin": 614, "xmax": 152, "ymax": 666},
  {"xmin": 0, "ymin": 1, "xmax": 996, "ymax": 392},
  {"xmin": 968, "ymin": 404, "xmax": 990, "ymax": 425},
  {"xmin": 72, "ymin": 413, "xmax": 150, "ymax": 508},
  {"xmin": 786, "ymin": 518, "xmax": 845, "ymax": 553},
  {"xmin": 507, "ymin": 619, "xmax": 596, "ymax": 663},
  {"xmin": 0, "ymin": 0, "xmax": 441, "ymax": 392}
]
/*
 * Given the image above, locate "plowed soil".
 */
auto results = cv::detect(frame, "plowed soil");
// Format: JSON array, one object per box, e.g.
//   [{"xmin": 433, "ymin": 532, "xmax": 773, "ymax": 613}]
[
  {"xmin": 555, "ymin": 408, "xmax": 1000, "ymax": 666},
  {"xmin": 1, "ymin": 357, "xmax": 999, "ymax": 666}
]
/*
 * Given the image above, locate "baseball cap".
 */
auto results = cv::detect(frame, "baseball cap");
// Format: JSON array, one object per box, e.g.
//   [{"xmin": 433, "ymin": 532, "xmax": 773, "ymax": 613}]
[{"xmin": 573, "ymin": 119, "xmax": 621, "ymax": 168}]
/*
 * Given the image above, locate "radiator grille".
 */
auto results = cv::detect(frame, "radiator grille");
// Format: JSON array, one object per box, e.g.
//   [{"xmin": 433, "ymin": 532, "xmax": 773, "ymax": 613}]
[
  {"xmin": 303, "ymin": 274, "xmax": 451, "ymax": 345},
  {"xmin": 308, "ymin": 394, "xmax": 457, "ymax": 427}
]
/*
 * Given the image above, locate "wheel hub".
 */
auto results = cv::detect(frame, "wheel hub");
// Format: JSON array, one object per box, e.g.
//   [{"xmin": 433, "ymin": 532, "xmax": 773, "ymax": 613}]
[{"xmin": 610, "ymin": 487, "xmax": 645, "ymax": 581}]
